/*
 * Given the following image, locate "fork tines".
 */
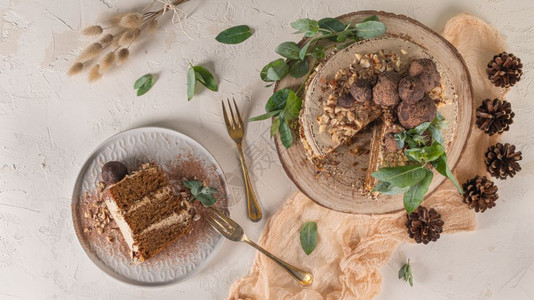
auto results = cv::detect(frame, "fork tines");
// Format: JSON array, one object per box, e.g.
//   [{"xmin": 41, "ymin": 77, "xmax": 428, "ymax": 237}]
[{"xmin": 221, "ymin": 98, "xmax": 243, "ymax": 130}]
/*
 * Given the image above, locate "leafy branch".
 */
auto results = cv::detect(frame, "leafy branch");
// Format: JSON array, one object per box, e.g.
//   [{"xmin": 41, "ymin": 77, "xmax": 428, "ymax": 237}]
[
  {"xmin": 398, "ymin": 259, "xmax": 413, "ymax": 286},
  {"xmin": 372, "ymin": 113, "xmax": 463, "ymax": 213},
  {"xmin": 183, "ymin": 180, "xmax": 217, "ymax": 207},
  {"xmin": 252, "ymin": 16, "xmax": 386, "ymax": 148}
]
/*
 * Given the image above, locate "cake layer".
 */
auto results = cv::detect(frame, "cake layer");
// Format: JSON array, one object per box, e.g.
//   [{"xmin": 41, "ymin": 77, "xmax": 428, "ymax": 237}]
[
  {"xmin": 123, "ymin": 186, "xmax": 184, "ymax": 235},
  {"xmin": 105, "ymin": 164, "xmax": 167, "ymax": 210},
  {"xmin": 133, "ymin": 210, "xmax": 192, "ymax": 262}
]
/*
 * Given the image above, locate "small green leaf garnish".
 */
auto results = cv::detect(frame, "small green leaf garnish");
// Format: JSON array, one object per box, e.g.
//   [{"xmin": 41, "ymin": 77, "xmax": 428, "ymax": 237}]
[
  {"xmin": 260, "ymin": 58, "xmax": 289, "ymax": 82},
  {"xmin": 187, "ymin": 65, "xmax": 218, "ymax": 101},
  {"xmin": 354, "ymin": 21, "xmax": 387, "ymax": 39},
  {"xmin": 290, "ymin": 19, "xmax": 320, "ymax": 37},
  {"xmin": 374, "ymin": 114, "xmax": 462, "ymax": 213},
  {"xmin": 398, "ymin": 259, "xmax": 413, "ymax": 286},
  {"xmin": 275, "ymin": 41, "xmax": 301, "ymax": 60},
  {"xmin": 249, "ymin": 88, "xmax": 301, "ymax": 148},
  {"xmin": 300, "ymin": 221, "xmax": 317, "ymax": 255},
  {"xmin": 215, "ymin": 25, "xmax": 252, "ymax": 44},
  {"xmin": 134, "ymin": 74, "xmax": 155, "ymax": 96},
  {"xmin": 183, "ymin": 180, "xmax": 217, "ymax": 207}
]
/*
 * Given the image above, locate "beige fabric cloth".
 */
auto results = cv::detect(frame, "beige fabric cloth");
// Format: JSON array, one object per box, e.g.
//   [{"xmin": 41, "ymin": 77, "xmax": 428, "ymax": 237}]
[{"xmin": 229, "ymin": 13, "xmax": 508, "ymax": 300}]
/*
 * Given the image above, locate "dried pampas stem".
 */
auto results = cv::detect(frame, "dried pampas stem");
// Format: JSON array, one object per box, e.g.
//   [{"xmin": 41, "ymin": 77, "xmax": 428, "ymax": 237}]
[
  {"xmin": 78, "ymin": 42, "xmax": 103, "ymax": 62},
  {"xmin": 68, "ymin": 62, "xmax": 84, "ymax": 76},
  {"xmin": 83, "ymin": 25, "xmax": 103, "ymax": 35},
  {"xmin": 119, "ymin": 29, "xmax": 141, "ymax": 46},
  {"xmin": 120, "ymin": 13, "xmax": 143, "ymax": 29},
  {"xmin": 117, "ymin": 48, "xmax": 130, "ymax": 65},
  {"xmin": 100, "ymin": 52, "xmax": 116, "ymax": 73},
  {"xmin": 88, "ymin": 64, "xmax": 102, "ymax": 82},
  {"xmin": 68, "ymin": 0, "xmax": 191, "ymax": 81},
  {"xmin": 99, "ymin": 33, "xmax": 114, "ymax": 44}
]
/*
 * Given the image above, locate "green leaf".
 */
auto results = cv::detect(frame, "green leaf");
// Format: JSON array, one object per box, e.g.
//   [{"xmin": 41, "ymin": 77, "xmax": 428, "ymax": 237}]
[
  {"xmin": 134, "ymin": 74, "xmax": 151, "ymax": 89},
  {"xmin": 260, "ymin": 58, "xmax": 289, "ymax": 82},
  {"xmin": 354, "ymin": 21, "xmax": 387, "ymax": 39},
  {"xmin": 134, "ymin": 74, "xmax": 155, "ymax": 96},
  {"xmin": 282, "ymin": 90, "xmax": 302, "ymax": 120},
  {"xmin": 404, "ymin": 169, "xmax": 433, "ymax": 213},
  {"xmin": 196, "ymin": 186, "xmax": 217, "ymax": 206},
  {"xmin": 394, "ymin": 132, "xmax": 406, "ymax": 149},
  {"xmin": 183, "ymin": 180, "xmax": 203, "ymax": 195},
  {"xmin": 409, "ymin": 122, "xmax": 431, "ymax": 135},
  {"xmin": 279, "ymin": 118, "xmax": 293, "ymax": 148},
  {"xmin": 289, "ymin": 57, "xmax": 309, "ymax": 78},
  {"xmin": 275, "ymin": 41, "xmax": 301, "ymax": 59},
  {"xmin": 310, "ymin": 46, "xmax": 325, "ymax": 59},
  {"xmin": 372, "ymin": 181, "xmax": 410, "ymax": 195},
  {"xmin": 291, "ymin": 19, "xmax": 319, "ymax": 37},
  {"xmin": 248, "ymin": 110, "xmax": 281, "ymax": 122},
  {"xmin": 398, "ymin": 259, "xmax": 413, "ymax": 287},
  {"xmin": 270, "ymin": 118, "xmax": 281, "ymax": 137},
  {"xmin": 299, "ymin": 40, "xmax": 312, "ymax": 60},
  {"xmin": 404, "ymin": 142, "xmax": 445, "ymax": 163},
  {"xmin": 363, "ymin": 15, "xmax": 379, "ymax": 22},
  {"xmin": 215, "ymin": 25, "xmax": 252, "ymax": 44},
  {"xmin": 431, "ymin": 153, "xmax": 463, "ymax": 194},
  {"xmin": 187, "ymin": 66, "xmax": 196, "ymax": 100},
  {"xmin": 336, "ymin": 31, "xmax": 348, "ymax": 42},
  {"xmin": 193, "ymin": 66, "xmax": 218, "ymax": 92},
  {"xmin": 266, "ymin": 88, "xmax": 291, "ymax": 112},
  {"xmin": 428, "ymin": 125, "xmax": 443, "ymax": 145},
  {"xmin": 318, "ymin": 17, "xmax": 345, "ymax": 32},
  {"xmin": 371, "ymin": 164, "xmax": 426, "ymax": 188},
  {"xmin": 300, "ymin": 221, "xmax": 317, "ymax": 255}
]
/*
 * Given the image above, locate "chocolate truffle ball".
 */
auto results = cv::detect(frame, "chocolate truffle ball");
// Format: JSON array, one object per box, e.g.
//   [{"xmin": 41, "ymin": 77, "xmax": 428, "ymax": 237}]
[
  {"xmin": 337, "ymin": 93, "xmax": 356, "ymax": 108},
  {"xmin": 408, "ymin": 59, "xmax": 441, "ymax": 92},
  {"xmin": 398, "ymin": 75, "xmax": 425, "ymax": 104},
  {"xmin": 373, "ymin": 71, "xmax": 403, "ymax": 107},
  {"xmin": 383, "ymin": 133, "xmax": 399, "ymax": 152},
  {"xmin": 383, "ymin": 125, "xmax": 405, "ymax": 152},
  {"xmin": 397, "ymin": 95, "xmax": 437, "ymax": 129},
  {"xmin": 349, "ymin": 79, "xmax": 373, "ymax": 103},
  {"xmin": 102, "ymin": 161, "xmax": 129, "ymax": 185}
]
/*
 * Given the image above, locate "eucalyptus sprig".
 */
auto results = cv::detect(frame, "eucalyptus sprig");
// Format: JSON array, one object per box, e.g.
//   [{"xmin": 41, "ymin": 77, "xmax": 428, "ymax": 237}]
[
  {"xmin": 252, "ymin": 16, "xmax": 386, "ymax": 148},
  {"xmin": 249, "ymin": 88, "xmax": 302, "ymax": 148},
  {"xmin": 372, "ymin": 113, "xmax": 463, "ymax": 213},
  {"xmin": 183, "ymin": 180, "xmax": 217, "ymax": 207},
  {"xmin": 187, "ymin": 64, "xmax": 218, "ymax": 101},
  {"xmin": 260, "ymin": 16, "xmax": 386, "ymax": 85},
  {"xmin": 398, "ymin": 259, "xmax": 414, "ymax": 287}
]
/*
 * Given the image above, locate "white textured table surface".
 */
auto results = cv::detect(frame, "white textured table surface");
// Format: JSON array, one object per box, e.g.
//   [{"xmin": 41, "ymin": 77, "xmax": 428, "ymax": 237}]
[{"xmin": 1, "ymin": 0, "xmax": 533, "ymax": 299}]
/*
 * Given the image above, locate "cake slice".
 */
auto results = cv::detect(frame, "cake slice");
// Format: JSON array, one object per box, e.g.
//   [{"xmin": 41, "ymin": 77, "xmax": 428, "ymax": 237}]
[{"xmin": 103, "ymin": 163, "xmax": 192, "ymax": 262}]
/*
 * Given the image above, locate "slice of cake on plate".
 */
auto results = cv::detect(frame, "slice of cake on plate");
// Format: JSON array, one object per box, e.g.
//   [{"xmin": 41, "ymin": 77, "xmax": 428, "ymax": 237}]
[{"xmin": 102, "ymin": 163, "xmax": 192, "ymax": 263}]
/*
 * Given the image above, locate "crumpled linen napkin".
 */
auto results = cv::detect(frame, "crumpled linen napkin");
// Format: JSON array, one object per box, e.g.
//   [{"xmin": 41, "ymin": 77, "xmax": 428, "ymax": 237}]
[{"xmin": 228, "ymin": 13, "xmax": 508, "ymax": 300}]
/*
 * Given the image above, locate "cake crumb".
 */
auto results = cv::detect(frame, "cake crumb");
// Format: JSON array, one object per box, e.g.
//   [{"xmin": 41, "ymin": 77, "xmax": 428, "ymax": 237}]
[{"xmin": 193, "ymin": 214, "xmax": 201, "ymax": 221}]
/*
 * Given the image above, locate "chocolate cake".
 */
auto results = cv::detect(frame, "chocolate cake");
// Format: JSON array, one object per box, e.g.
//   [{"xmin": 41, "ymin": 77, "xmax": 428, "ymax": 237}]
[{"xmin": 102, "ymin": 163, "xmax": 192, "ymax": 263}]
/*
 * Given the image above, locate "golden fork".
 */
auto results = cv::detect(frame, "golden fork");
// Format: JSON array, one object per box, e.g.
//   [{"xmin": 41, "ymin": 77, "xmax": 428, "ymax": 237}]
[
  {"xmin": 204, "ymin": 207, "xmax": 313, "ymax": 286},
  {"xmin": 222, "ymin": 98, "xmax": 262, "ymax": 222}
]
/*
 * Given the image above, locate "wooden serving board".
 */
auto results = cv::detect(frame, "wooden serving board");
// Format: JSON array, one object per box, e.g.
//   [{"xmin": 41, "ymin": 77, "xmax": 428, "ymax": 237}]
[{"xmin": 274, "ymin": 11, "xmax": 473, "ymax": 215}]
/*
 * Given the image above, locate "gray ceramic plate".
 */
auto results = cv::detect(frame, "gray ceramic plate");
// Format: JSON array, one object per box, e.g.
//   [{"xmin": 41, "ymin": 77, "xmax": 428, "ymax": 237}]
[
  {"xmin": 275, "ymin": 11, "xmax": 473, "ymax": 214},
  {"xmin": 71, "ymin": 127, "xmax": 229, "ymax": 286}
]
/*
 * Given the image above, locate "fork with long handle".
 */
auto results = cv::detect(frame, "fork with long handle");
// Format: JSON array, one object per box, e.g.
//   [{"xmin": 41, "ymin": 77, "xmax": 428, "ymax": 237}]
[
  {"xmin": 204, "ymin": 207, "xmax": 313, "ymax": 286},
  {"xmin": 222, "ymin": 98, "xmax": 262, "ymax": 222}
]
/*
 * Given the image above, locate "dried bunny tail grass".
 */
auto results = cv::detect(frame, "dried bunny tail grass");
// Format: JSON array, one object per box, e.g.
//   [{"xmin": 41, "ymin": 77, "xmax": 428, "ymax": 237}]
[
  {"xmin": 68, "ymin": 62, "xmax": 84, "ymax": 76},
  {"xmin": 116, "ymin": 48, "xmax": 129, "ymax": 65},
  {"xmin": 82, "ymin": 25, "xmax": 103, "ymax": 35},
  {"xmin": 119, "ymin": 28, "xmax": 141, "ymax": 46},
  {"xmin": 99, "ymin": 33, "xmax": 113, "ymax": 44},
  {"xmin": 146, "ymin": 19, "xmax": 159, "ymax": 33},
  {"xmin": 119, "ymin": 13, "xmax": 143, "ymax": 29},
  {"xmin": 100, "ymin": 52, "xmax": 115, "ymax": 73},
  {"xmin": 88, "ymin": 64, "xmax": 102, "ymax": 82},
  {"xmin": 78, "ymin": 42, "xmax": 102, "ymax": 62},
  {"xmin": 109, "ymin": 14, "xmax": 124, "ymax": 26}
]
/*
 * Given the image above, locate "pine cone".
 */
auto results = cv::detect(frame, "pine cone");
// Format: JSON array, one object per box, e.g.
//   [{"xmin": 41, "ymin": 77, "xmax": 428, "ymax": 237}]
[
  {"xmin": 485, "ymin": 143, "xmax": 522, "ymax": 179},
  {"xmin": 406, "ymin": 206, "xmax": 444, "ymax": 244},
  {"xmin": 476, "ymin": 99, "xmax": 515, "ymax": 136},
  {"xmin": 462, "ymin": 175, "xmax": 499, "ymax": 212},
  {"xmin": 486, "ymin": 52, "xmax": 523, "ymax": 88}
]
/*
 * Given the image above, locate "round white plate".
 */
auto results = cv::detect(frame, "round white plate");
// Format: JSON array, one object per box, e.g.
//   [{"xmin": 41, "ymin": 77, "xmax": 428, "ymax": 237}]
[{"xmin": 71, "ymin": 127, "xmax": 229, "ymax": 286}]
